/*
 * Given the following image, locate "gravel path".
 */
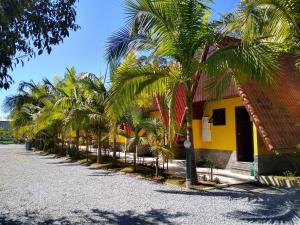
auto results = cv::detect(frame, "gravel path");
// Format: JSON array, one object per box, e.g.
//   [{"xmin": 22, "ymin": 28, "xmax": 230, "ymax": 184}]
[{"xmin": 0, "ymin": 144, "xmax": 299, "ymax": 225}]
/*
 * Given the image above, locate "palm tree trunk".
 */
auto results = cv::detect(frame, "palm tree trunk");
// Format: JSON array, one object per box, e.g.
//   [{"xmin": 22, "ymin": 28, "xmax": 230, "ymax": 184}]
[
  {"xmin": 186, "ymin": 89, "xmax": 198, "ymax": 185},
  {"xmin": 39, "ymin": 134, "xmax": 43, "ymax": 151},
  {"xmin": 155, "ymin": 155, "xmax": 159, "ymax": 177},
  {"xmin": 61, "ymin": 132, "xmax": 65, "ymax": 154},
  {"xmin": 133, "ymin": 145, "xmax": 137, "ymax": 172},
  {"xmin": 112, "ymin": 137, "xmax": 117, "ymax": 167},
  {"xmin": 166, "ymin": 157, "xmax": 169, "ymax": 171},
  {"xmin": 76, "ymin": 129, "xmax": 80, "ymax": 158},
  {"xmin": 97, "ymin": 128, "xmax": 102, "ymax": 164},
  {"xmin": 67, "ymin": 138, "xmax": 70, "ymax": 157},
  {"xmin": 136, "ymin": 144, "xmax": 139, "ymax": 164},
  {"xmin": 86, "ymin": 137, "xmax": 89, "ymax": 162},
  {"xmin": 124, "ymin": 139, "xmax": 127, "ymax": 164}
]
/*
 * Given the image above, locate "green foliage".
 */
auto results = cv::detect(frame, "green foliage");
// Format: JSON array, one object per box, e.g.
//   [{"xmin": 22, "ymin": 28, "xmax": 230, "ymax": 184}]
[
  {"xmin": 196, "ymin": 157, "xmax": 213, "ymax": 167},
  {"xmin": 283, "ymin": 170, "xmax": 296, "ymax": 177},
  {"xmin": 106, "ymin": 0, "xmax": 281, "ymax": 184},
  {"xmin": 0, "ymin": 127, "xmax": 13, "ymax": 143},
  {"xmin": 3, "ymin": 67, "xmax": 108, "ymax": 153},
  {"xmin": 290, "ymin": 150, "xmax": 300, "ymax": 176},
  {"xmin": 0, "ymin": 0, "xmax": 79, "ymax": 89},
  {"xmin": 106, "ymin": 0, "xmax": 281, "ymax": 127},
  {"xmin": 231, "ymin": 0, "xmax": 300, "ymax": 71}
]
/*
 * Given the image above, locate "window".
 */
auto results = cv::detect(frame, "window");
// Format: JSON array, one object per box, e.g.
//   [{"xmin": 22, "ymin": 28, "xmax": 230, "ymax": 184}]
[{"xmin": 210, "ymin": 108, "xmax": 226, "ymax": 125}]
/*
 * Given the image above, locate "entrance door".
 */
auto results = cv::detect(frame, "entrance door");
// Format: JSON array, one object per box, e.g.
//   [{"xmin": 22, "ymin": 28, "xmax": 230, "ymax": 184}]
[{"xmin": 235, "ymin": 107, "xmax": 254, "ymax": 162}]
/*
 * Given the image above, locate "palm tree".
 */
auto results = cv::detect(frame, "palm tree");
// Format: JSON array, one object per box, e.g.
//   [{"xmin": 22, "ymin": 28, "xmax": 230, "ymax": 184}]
[
  {"xmin": 125, "ymin": 110, "xmax": 153, "ymax": 172},
  {"xmin": 4, "ymin": 79, "xmax": 64, "ymax": 152},
  {"xmin": 232, "ymin": 0, "xmax": 300, "ymax": 69},
  {"xmin": 79, "ymin": 73, "xmax": 108, "ymax": 163},
  {"xmin": 53, "ymin": 67, "xmax": 91, "ymax": 157},
  {"xmin": 147, "ymin": 118, "xmax": 173, "ymax": 177},
  {"xmin": 105, "ymin": 0, "xmax": 280, "ymax": 185}
]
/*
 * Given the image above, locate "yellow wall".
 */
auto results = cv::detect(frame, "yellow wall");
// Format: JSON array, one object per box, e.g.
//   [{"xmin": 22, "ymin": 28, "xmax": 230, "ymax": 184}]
[
  {"xmin": 253, "ymin": 124, "xmax": 259, "ymax": 156},
  {"xmin": 116, "ymin": 136, "xmax": 126, "ymax": 143},
  {"xmin": 192, "ymin": 120, "xmax": 202, "ymax": 149},
  {"xmin": 192, "ymin": 97, "xmax": 244, "ymax": 151}
]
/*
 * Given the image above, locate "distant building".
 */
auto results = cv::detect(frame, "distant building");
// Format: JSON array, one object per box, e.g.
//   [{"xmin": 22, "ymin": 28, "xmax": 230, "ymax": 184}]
[{"xmin": 0, "ymin": 119, "xmax": 10, "ymax": 130}]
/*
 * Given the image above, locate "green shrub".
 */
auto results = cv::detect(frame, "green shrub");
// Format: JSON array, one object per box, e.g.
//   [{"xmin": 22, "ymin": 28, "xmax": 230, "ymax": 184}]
[
  {"xmin": 0, "ymin": 140, "xmax": 14, "ymax": 144},
  {"xmin": 283, "ymin": 170, "xmax": 296, "ymax": 177},
  {"xmin": 196, "ymin": 158, "xmax": 213, "ymax": 167}
]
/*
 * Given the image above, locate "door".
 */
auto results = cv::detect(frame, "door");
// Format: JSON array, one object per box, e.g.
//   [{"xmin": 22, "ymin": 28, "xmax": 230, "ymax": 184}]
[{"xmin": 235, "ymin": 107, "xmax": 254, "ymax": 162}]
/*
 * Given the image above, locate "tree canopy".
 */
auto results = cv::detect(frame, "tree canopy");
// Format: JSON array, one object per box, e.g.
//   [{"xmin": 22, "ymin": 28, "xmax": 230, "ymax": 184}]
[{"xmin": 0, "ymin": 0, "xmax": 79, "ymax": 89}]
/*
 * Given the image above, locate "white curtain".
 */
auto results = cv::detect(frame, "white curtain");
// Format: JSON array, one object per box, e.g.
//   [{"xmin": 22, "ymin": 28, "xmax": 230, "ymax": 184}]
[{"xmin": 202, "ymin": 117, "xmax": 211, "ymax": 142}]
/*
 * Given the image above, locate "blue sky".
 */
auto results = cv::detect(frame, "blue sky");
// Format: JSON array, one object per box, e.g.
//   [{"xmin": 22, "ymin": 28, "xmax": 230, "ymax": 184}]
[{"xmin": 0, "ymin": 0, "xmax": 239, "ymax": 117}]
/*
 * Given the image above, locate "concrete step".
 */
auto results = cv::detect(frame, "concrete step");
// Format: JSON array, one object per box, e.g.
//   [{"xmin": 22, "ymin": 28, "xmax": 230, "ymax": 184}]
[{"xmin": 231, "ymin": 162, "xmax": 253, "ymax": 175}]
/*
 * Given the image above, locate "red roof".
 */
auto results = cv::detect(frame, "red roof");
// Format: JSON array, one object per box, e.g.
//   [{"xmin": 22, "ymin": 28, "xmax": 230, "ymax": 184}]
[
  {"xmin": 240, "ymin": 55, "xmax": 300, "ymax": 150},
  {"xmin": 156, "ymin": 84, "xmax": 186, "ymax": 127},
  {"xmin": 193, "ymin": 74, "xmax": 238, "ymax": 102}
]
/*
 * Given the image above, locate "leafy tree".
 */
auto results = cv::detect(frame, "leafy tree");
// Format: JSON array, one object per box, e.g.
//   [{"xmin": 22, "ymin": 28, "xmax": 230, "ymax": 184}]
[
  {"xmin": 0, "ymin": 0, "xmax": 79, "ymax": 89},
  {"xmin": 106, "ymin": 0, "xmax": 279, "ymax": 185}
]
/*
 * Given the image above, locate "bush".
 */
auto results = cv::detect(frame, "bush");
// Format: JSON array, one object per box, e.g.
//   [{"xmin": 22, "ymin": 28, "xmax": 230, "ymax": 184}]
[
  {"xmin": 92, "ymin": 141, "xmax": 98, "ymax": 149},
  {"xmin": 283, "ymin": 170, "xmax": 296, "ymax": 177},
  {"xmin": 196, "ymin": 158, "xmax": 213, "ymax": 167},
  {"xmin": 290, "ymin": 150, "xmax": 300, "ymax": 176},
  {"xmin": 0, "ymin": 140, "xmax": 14, "ymax": 144}
]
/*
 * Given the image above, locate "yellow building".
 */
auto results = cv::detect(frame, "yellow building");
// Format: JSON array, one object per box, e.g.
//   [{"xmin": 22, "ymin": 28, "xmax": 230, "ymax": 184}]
[
  {"xmin": 190, "ymin": 55, "xmax": 300, "ymax": 175},
  {"xmin": 148, "ymin": 55, "xmax": 300, "ymax": 176}
]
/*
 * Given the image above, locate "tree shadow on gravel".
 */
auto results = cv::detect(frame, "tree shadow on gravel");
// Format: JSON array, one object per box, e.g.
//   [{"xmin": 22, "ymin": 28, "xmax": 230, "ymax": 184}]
[
  {"xmin": 16, "ymin": 152, "xmax": 38, "ymax": 156},
  {"xmin": 156, "ymin": 187, "xmax": 300, "ymax": 225},
  {"xmin": 0, "ymin": 208, "xmax": 186, "ymax": 225},
  {"xmin": 87, "ymin": 171, "xmax": 115, "ymax": 177},
  {"xmin": 46, "ymin": 160, "xmax": 77, "ymax": 165}
]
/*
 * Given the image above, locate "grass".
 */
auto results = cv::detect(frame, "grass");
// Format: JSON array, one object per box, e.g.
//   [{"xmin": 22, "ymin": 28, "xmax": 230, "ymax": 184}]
[{"xmin": 0, "ymin": 141, "xmax": 14, "ymax": 144}]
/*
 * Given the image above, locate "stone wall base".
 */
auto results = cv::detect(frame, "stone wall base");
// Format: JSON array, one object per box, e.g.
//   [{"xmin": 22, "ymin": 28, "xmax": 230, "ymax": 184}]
[
  {"xmin": 255, "ymin": 153, "xmax": 297, "ymax": 175},
  {"xmin": 195, "ymin": 149, "xmax": 235, "ymax": 169}
]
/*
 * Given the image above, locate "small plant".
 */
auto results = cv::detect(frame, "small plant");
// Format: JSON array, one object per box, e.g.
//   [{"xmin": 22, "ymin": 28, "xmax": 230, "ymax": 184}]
[
  {"xmin": 196, "ymin": 158, "xmax": 213, "ymax": 167},
  {"xmin": 283, "ymin": 170, "xmax": 296, "ymax": 177},
  {"xmin": 214, "ymin": 177, "xmax": 221, "ymax": 184},
  {"xmin": 202, "ymin": 175, "xmax": 208, "ymax": 181},
  {"xmin": 92, "ymin": 141, "xmax": 98, "ymax": 149}
]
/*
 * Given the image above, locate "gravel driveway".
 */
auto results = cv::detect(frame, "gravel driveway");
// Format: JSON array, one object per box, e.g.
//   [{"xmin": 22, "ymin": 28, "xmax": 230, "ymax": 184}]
[{"xmin": 0, "ymin": 144, "xmax": 299, "ymax": 225}]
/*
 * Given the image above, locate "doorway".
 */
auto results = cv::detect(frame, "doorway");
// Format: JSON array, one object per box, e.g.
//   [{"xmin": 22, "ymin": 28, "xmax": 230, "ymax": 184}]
[{"xmin": 235, "ymin": 107, "xmax": 254, "ymax": 162}]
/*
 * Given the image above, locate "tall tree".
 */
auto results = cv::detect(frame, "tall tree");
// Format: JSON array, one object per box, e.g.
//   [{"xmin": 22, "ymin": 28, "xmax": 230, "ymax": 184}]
[
  {"xmin": 0, "ymin": 0, "xmax": 79, "ymax": 89},
  {"xmin": 53, "ymin": 67, "xmax": 90, "ymax": 156},
  {"xmin": 3, "ymin": 79, "xmax": 62, "ymax": 150},
  {"xmin": 80, "ymin": 73, "xmax": 108, "ymax": 164},
  {"xmin": 106, "ymin": 0, "xmax": 279, "ymax": 185},
  {"xmin": 232, "ymin": 0, "xmax": 300, "ymax": 69}
]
